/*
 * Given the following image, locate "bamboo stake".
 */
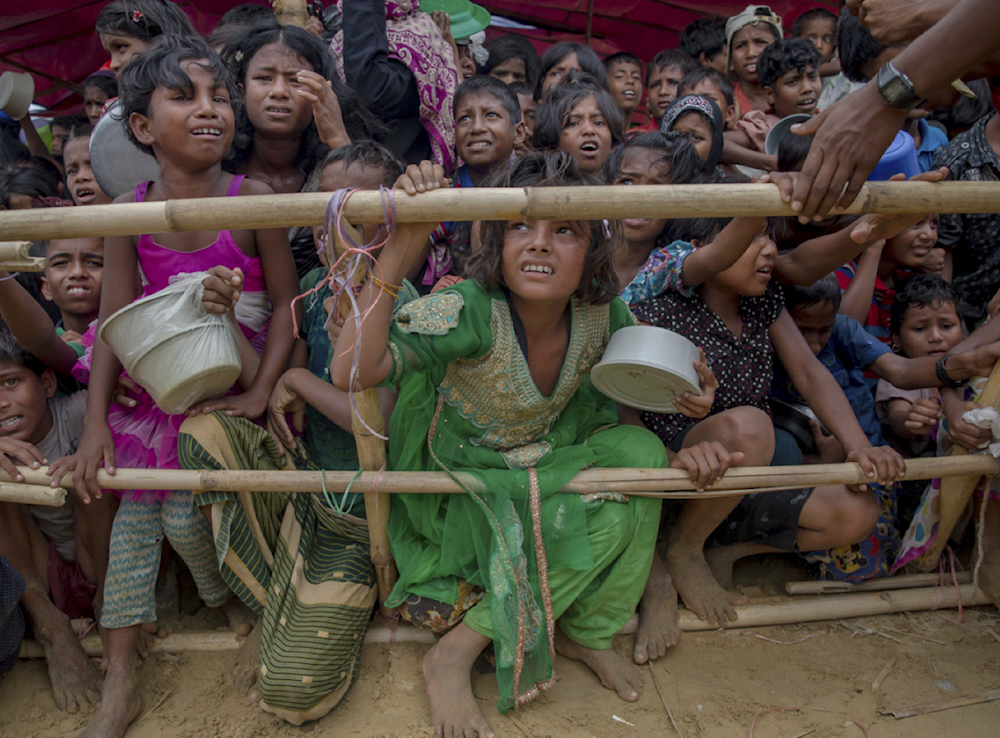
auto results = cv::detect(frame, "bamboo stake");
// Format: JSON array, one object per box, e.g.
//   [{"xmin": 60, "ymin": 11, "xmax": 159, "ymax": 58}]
[
  {"xmin": 270, "ymin": 0, "xmax": 307, "ymax": 27},
  {"xmin": 883, "ymin": 688, "xmax": 1000, "ymax": 719},
  {"xmin": 332, "ymin": 219, "xmax": 398, "ymax": 610},
  {"xmin": 20, "ymin": 584, "xmax": 990, "ymax": 660},
  {"xmin": 4, "ymin": 454, "xmax": 995, "ymax": 499},
  {"xmin": 914, "ymin": 361, "xmax": 1000, "ymax": 571},
  {"xmin": 0, "ymin": 257, "xmax": 45, "ymax": 272},
  {"xmin": 0, "ymin": 241, "xmax": 31, "ymax": 260},
  {"xmin": 0, "ymin": 482, "xmax": 66, "ymax": 506},
  {"xmin": 1, "ymin": 182, "xmax": 999, "ymax": 241},
  {"xmin": 786, "ymin": 572, "xmax": 971, "ymax": 595}
]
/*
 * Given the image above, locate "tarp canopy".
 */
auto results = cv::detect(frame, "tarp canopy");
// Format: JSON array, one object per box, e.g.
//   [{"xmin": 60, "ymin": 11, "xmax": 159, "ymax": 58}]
[{"xmin": 0, "ymin": 1, "xmax": 837, "ymax": 112}]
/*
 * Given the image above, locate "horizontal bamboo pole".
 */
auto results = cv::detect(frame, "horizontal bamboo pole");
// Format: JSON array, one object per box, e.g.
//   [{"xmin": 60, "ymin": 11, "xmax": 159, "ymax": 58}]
[
  {"xmin": 19, "ymin": 583, "xmax": 988, "ymax": 659},
  {"xmin": 786, "ymin": 571, "xmax": 971, "ymax": 595},
  {"xmin": 0, "ymin": 257, "xmax": 45, "ymax": 272},
  {"xmin": 0, "ymin": 482, "xmax": 65, "ymax": 506},
  {"xmin": 0, "ymin": 241, "xmax": 31, "ymax": 260},
  {"xmin": 4, "ymin": 455, "xmax": 995, "ymax": 500},
  {"xmin": 0, "ymin": 181, "xmax": 998, "ymax": 241}
]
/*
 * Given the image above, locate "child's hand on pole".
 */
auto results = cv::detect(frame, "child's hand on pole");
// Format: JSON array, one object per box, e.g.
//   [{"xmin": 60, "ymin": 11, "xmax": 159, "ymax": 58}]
[
  {"xmin": 848, "ymin": 168, "xmax": 949, "ymax": 244},
  {"xmin": 394, "ymin": 160, "xmax": 449, "ymax": 195},
  {"xmin": 672, "ymin": 442, "xmax": 744, "ymax": 492},
  {"xmin": 0, "ymin": 438, "xmax": 47, "ymax": 481}
]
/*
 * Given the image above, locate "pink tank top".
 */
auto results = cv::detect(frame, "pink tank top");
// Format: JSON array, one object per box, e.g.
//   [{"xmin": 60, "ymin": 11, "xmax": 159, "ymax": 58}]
[{"xmin": 133, "ymin": 175, "xmax": 267, "ymax": 296}]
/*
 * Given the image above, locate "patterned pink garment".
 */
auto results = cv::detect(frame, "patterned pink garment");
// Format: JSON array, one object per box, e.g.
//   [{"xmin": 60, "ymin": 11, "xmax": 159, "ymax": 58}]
[{"xmin": 329, "ymin": 0, "xmax": 459, "ymax": 171}]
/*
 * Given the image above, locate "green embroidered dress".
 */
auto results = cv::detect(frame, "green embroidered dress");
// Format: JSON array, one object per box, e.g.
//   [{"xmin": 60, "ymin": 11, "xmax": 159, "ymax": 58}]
[{"xmin": 382, "ymin": 279, "xmax": 665, "ymax": 711}]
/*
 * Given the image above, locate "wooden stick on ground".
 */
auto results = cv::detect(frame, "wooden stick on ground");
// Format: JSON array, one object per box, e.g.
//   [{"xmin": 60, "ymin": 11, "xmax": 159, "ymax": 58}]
[
  {"xmin": 883, "ymin": 688, "xmax": 1000, "ymax": 718},
  {"xmin": 786, "ymin": 572, "xmax": 971, "ymax": 595},
  {"xmin": 914, "ymin": 361, "xmax": 1000, "ymax": 571},
  {"xmin": 0, "ymin": 482, "xmax": 65, "ymax": 506},
  {"xmin": 2, "ymin": 182, "xmax": 1000, "ymax": 242},
  {"xmin": 871, "ymin": 655, "xmax": 897, "ymax": 691}
]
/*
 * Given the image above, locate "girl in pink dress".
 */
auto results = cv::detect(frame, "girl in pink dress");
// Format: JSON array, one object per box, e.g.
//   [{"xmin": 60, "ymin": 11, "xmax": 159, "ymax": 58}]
[{"xmin": 52, "ymin": 35, "xmax": 298, "ymax": 738}]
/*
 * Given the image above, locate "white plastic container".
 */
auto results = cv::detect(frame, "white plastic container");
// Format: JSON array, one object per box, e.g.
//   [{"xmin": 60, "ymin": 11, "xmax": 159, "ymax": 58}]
[
  {"xmin": 99, "ymin": 272, "xmax": 242, "ymax": 414},
  {"xmin": 591, "ymin": 325, "xmax": 702, "ymax": 412},
  {"xmin": 0, "ymin": 72, "xmax": 34, "ymax": 120}
]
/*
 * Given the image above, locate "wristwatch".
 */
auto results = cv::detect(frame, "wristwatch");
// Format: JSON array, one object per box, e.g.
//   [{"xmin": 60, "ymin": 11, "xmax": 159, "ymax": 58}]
[
  {"xmin": 877, "ymin": 60, "xmax": 927, "ymax": 111},
  {"xmin": 935, "ymin": 354, "xmax": 965, "ymax": 389}
]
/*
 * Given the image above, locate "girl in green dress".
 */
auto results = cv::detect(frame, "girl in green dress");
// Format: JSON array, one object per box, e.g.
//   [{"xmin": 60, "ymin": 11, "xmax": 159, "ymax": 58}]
[{"xmin": 334, "ymin": 152, "xmax": 733, "ymax": 738}]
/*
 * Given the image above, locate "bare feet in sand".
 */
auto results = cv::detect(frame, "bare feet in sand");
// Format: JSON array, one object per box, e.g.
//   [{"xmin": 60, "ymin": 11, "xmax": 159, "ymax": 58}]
[
  {"xmin": 233, "ymin": 619, "xmax": 262, "ymax": 702},
  {"xmin": 555, "ymin": 628, "xmax": 643, "ymax": 701},
  {"xmin": 633, "ymin": 550, "xmax": 679, "ymax": 664},
  {"xmin": 423, "ymin": 623, "xmax": 495, "ymax": 738},
  {"xmin": 41, "ymin": 621, "xmax": 102, "ymax": 713},
  {"xmin": 78, "ymin": 657, "xmax": 143, "ymax": 738},
  {"xmin": 666, "ymin": 546, "xmax": 746, "ymax": 627},
  {"xmin": 222, "ymin": 597, "xmax": 256, "ymax": 637}
]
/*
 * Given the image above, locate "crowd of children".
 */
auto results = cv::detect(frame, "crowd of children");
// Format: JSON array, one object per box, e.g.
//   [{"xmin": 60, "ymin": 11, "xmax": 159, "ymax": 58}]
[{"xmin": 2, "ymin": 1, "xmax": 1000, "ymax": 737}]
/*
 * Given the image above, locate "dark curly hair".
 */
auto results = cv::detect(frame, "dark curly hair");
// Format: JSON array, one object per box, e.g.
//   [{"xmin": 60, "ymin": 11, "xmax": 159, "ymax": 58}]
[
  {"xmin": 220, "ymin": 23, "xmax": 382, "ymax": 174},
  {"xmin": 95, "ymin": 0, "xmax": 196, "ymax": 42},
  {"xmin": 118, "ymin": 35, "xmax": 240, "ymax": 158},
  {"xmin": 465, "ymin": 151, "xmax": 620, "ymax": 305}
]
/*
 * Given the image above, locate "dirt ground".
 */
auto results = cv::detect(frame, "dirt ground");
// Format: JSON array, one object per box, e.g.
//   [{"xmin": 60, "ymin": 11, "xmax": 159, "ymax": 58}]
[{"xmin": 3, "ymin": 564, "xmax": 1000, "ymax": 738}]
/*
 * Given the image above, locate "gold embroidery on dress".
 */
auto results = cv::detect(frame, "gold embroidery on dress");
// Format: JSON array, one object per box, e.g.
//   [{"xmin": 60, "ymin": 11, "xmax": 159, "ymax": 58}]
[
  {"xmin": 387, "ymin": 340, "xmax": 404, "ymax": 385},
  {"xmin": 394, "ymin": 291, "xmax": 464, "ymax": 335},
  {"xmin": 438, "ymin": 297, "xmax": 611, "ymax": 469}
]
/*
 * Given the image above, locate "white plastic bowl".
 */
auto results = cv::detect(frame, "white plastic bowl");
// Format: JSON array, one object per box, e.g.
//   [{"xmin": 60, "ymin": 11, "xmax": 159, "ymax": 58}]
[
  {"xmin": 99, "ymin": 283, "xmax": 241, "ymax": 415},
  {"xmin": 0, "ymin": 72, "xmax": 34, "ymax": 121},
  {"xmin": 591, "ymin": 325, "xmax": 701, "ymax": 412}
]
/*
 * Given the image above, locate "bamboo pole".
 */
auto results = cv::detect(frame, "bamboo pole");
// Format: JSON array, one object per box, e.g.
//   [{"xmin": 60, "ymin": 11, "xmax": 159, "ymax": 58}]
[
  {"xmin": 0, "ymin": 241, "xmax": 31, "ymax": 260},
  {"xmin": 332, "ymin": 219, "xmax": 398, "ymax": 610},
  {"xmin": 786, "ymin": 571, "xmax": 971, "ymax": 595},
  {"xmin": 270, "ymin": 0, "xmax": 308, "ymax": 27},
  {"xmin": 0, "ymin": 257, "xmax": 45, "ymax": 272},
  {"xmin": 1, "ymin": 182, "xmax": 999, "ymax": 241},
  {"xmin": 0, "ymin": 482, "xmax": 65, "ymax": 506},
  {"xmin": 19, "ymin": 583, "xmax": 989, "ymax": 660},
  {"xmin": 4, "ymin": 454, "xmax": 995, "ymax": 500},
  {"xmin": 914, "ymin": 362, "xmax": 1000, "ymax": 571}
]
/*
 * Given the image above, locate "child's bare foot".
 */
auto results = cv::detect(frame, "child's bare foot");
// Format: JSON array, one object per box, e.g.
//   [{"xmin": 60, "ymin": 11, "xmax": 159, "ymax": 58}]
[
  {"xmin": 222, "ymin": 597, "xmax": 256, "ymax": 637},
  {"xmin": 633, "ymin": 550, "xmax": 678, "ymax": 664},
  {"xmin": 40, "ymin": 620, "xmax": 102, "ymax": 713},
  {"xmin": 77, "ymin": 657, "xmax": 143, "ymax": 738},
  {"xmin": 555, "ymin": 628, "xmax": 643, "ymax": 701},
  {"xmin": 233, "ymin": 619, "xmax": 262, "ymax": 701},
  {"xmin": 423, "ymin": 623, "xmax": 495, "ymax": 738},
  {"xmin": 666, "ymin": 546, "xmax": 746, "ymax": 627}
]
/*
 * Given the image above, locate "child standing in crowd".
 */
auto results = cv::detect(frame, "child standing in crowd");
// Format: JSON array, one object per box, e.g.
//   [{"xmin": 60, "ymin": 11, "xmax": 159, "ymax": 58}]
[
  {"xmin": 534, "ymin": 81, "xmax": 623, "ymax": 174},
  {"xmin": 603, "ymin": 51, "xmax": 643, "ymax": 124},
  {"xmin": 508, "ymin": 80, "xmax": 537, "ymax": 152},
  {"xmin": 660, "ymin": 95, "xmax": 726, "ymax": 173},
  {"xmin": 334, "ymin": 152, "xmax": 733, "ymax": 736},
  {"xmin": 95, "ymin": 0, "xmax": 197, "ymax": 73},
  {"xmin": 725, "ymin": 5, "xmax": 782, "ymax": 115},
  {"xmin": 679, "ymin": 67, "xmax": 737, "ymax": 130},
  {"xmin": 481, "ymin": 33, "xmax": 538, "ymax": 87},
  {"xmin": 757, "ymin": 39, "xmax": 822, "ymax": 123},
  {"xmin": 679, "ymin": 15, "xmax": 728, "ymax": 74},
  {"xmin": 791, "ymin": 7, "xmax": 838, "ymax": 69},
  {"xmin": 82, "ymin": 72, "xmax": 118, "ymax": 125},
  {"xmin": 62, "ymin": 127, "xmax": 112, "ymax": 207},
  {"xmin": 535, "ymin": 41, "xmax": 608, "ymax": 101},
  {"xmin": 638, "ymin": 50, "xmax": 697, "ymax": 133},
  {"xmin": 51, "ymin": 36, "xmax": 298, "ymax": 738}
]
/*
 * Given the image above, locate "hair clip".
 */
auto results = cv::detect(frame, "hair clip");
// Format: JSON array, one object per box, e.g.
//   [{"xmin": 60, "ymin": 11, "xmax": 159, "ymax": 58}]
[
  {"xmin": 234, "ymin": 50, "xmax": 245, "ymax": 62},
  {"xmin": 132, "ymin": 9, "xmax": 144, "ymax": 22}
]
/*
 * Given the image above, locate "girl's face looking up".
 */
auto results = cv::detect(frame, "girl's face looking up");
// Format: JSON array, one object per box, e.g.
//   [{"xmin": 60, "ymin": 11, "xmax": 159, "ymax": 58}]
[
  {"xmin": 614, "ymin": 147, "xmax": 671, "ymax": 247},
  {"xmin": 558, "ymin": 94, "xmax": 611, "ymax": 173},
  {"xmin": 895, "ymin": 300, "xmax": 962, "ymax": 358},
  {"xmin": 884, "ymin": 215, "xmax": 939, "ymax": 270},
  {"xmin": 243, "ymin": 43, "xmax": 315, "ymax": 137},
  {"xmin": 671, "ymin": 111, "xmax": 713, "ymax": 163},
  {"xmin": 501, "ymin": 219, "xmax": 591, "ymax": 304},
  {"xmin": 100, "ymin": 33, "xmax": 149, "ymax": 73},
  {"xmin": 131, "ymin": 59, "xmax": 235, "ymax": 167},
  {"xmin": 84, "ymin": 85, "xmax": 111, "ymax": 125},
  {"xmin": 541, "ymin": 51, "xmax": 580, "ymax": 99}
]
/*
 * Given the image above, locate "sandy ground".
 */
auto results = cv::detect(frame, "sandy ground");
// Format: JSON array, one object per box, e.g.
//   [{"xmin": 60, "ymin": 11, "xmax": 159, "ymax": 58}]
[{"xmin": 4, "ymin": 597, "xmax": 1000, "ymax": 738}]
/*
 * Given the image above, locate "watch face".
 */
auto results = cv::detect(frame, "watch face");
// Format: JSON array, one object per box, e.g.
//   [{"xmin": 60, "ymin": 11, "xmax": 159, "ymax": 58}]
[{"xmin": 879, "ymin": 63, "xmax": 922, "ymax": 110}]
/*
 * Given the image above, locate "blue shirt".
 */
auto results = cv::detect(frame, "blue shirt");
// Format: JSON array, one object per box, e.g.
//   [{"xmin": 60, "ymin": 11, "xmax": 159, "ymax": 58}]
[
  {"xmin": 916, "ymin": 119, "xmax": 949, "ymax": 173},
  {"xmin": 771, "ymin": 314, "xmax": 890, "ymax": 446}
]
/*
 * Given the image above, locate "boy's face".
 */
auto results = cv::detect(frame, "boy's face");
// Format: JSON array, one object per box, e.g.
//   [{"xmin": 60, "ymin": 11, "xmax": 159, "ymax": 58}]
[
  {"xmin": 730, "ymin": 24, "xmax": 776, "ymax": 85},
  {"xmin": 0, "ymin": 363, "xmax": 56, "ymax": 446},
  {"xmin": 764, "ymin": 65, "xmax": 822, "ymax": 118},
  {"xmin": 607, "ymin": 61, "xmax": 642, "ymax": 117},
  {"xmin": 41, "ymin": 238, "xmax": 104, "ymax": 320},
  {"xmin": 455, "ymin": 91, "xmax": 523, "ymax": 178},
  {"xmin": 896, "ymin": 300, "xmax": 962, "ymax": 359},
  {"xmin": 647, "ymin": 64, "xmax": 685, "ymax": 122},
  {"xmin": 797, "ymin": 18, "xmax": 837, "ymax": 63},
  {"xmin": 50, "ymin": 125, "xmax": 71, "ymax": 158},
  {"xmin": 488, "ymin": 56, "xmax": 527, "ymax": 85},
  {"xmin": 790, "ymin": 301, "xmax": 837, "ymax": 356},
  {"xmin": 671, "ymin": 111, "xmax": 713, "ymax": 163},
  {"xmin": 683, "ymin": 79, "xmax": 736, "ymax": 128},
  {"xmin": 63, "ymin": 137, "xmax": 112, "ymax": 206},
  {"xmin": 884, "ymin": 215, "xmax": 939, "ymax": 270},
  {"xmin": 517, "ymin": 93, "xmax": 538, "ymax": 141},
  {"xmin": 313, "ymin": 160, "xmax": 389, "ymax": 264}
]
